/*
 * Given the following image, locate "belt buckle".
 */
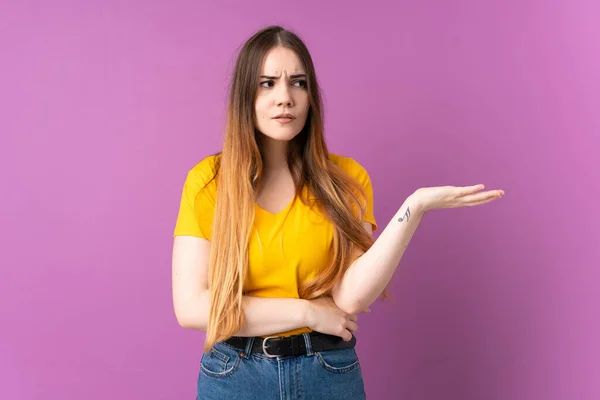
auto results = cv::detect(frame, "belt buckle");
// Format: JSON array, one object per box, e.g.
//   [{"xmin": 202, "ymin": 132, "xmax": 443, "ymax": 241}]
[{"xmin": 262, "ymin": 336, "xmax": 284, "ymax": 358}]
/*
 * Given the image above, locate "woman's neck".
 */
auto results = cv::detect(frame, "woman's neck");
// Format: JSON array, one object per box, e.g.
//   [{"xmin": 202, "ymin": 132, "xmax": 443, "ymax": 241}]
[{"xmin": 259, "ymin": 135, "xmax": 289, "ymax": 173}]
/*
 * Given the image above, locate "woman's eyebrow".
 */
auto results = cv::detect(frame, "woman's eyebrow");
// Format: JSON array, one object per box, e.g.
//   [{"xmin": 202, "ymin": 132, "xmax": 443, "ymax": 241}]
[{"xmin": 260, "ymin": 74, "xmax": 307, "ymax": 79}]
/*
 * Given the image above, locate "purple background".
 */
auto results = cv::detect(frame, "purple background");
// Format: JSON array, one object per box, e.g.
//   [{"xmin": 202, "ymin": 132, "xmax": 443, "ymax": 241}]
[{"xmin": 1, "ymin": 1, "xmax": 599, "ymax": 399}]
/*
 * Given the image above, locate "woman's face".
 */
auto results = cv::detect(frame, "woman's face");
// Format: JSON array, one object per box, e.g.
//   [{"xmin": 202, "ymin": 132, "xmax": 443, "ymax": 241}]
[{"xmin": 254, "ymin": 46, "xmax": 310, "ymax": 142}]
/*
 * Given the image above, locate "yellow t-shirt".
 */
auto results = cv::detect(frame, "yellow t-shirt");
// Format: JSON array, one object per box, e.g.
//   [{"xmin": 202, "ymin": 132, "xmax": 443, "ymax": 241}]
[{"xmin": 173, "ymin": 153, "xmax": 377, "ymax": 337}]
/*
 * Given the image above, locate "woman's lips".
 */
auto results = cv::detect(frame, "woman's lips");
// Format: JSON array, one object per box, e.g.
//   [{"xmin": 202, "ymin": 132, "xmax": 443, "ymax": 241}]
[{"xmin": 274, "ymin": 117, "xmax": 295, "ymax": 124}]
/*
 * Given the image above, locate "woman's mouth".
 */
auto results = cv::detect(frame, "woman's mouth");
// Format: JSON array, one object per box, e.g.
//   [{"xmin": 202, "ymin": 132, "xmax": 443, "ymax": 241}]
[{"xmin": 274, "ymin": 117, "xmax": 295, "ymax": 124}]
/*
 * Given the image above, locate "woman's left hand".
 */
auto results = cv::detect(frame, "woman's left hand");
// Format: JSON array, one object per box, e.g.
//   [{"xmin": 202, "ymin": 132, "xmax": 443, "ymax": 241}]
[{"xmin": 410, "ymin": 184, "xmax": 504, "ymax": 213}]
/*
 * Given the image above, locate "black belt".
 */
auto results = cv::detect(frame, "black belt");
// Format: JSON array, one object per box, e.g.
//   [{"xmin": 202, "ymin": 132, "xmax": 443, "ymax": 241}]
[{"xmin": 224, "ymin": 331, "xmax": 356, "ymax": 358}]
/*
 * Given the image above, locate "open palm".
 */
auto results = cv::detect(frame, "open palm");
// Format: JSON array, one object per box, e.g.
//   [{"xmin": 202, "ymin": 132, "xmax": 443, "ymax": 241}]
[{"xmin": 412, "ymin": 184, "xmax": 504, "ymax": 212}]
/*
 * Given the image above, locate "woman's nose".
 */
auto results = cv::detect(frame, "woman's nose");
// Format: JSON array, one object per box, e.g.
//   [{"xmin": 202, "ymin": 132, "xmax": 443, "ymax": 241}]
[{"xmin": 276, "ymin": 84, "xmax": 293, "ymax": 106}]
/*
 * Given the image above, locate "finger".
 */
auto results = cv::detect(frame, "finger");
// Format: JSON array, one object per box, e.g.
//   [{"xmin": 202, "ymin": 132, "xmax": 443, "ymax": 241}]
[
  {"xmin": 456, "ymin": 184, "xmax": 485, "ymax": 197},
  {"xmin": 462, "ymin": 191, "xmax": 504, "ymax": 206},
  {"xmin": 466, "ymin": 196, "xmax": 501, "ymax": 207},
  {"xmin": 459, "ymin": 190, "xmax": 503, "ymax": 204},
  {"xmin": 342, "ymin": 329, "xmax": 353, "ymax": 342},
  {"xmin": 337, "ymin": 327, "xmax": 352, "ymax": 341},
  {"xmin": 348, "ymin": 314, "xmax": 358, "ymax": 323},
  {"xmin": 347, "ymin": 320, "xmax": 359, "ymax": 332}
]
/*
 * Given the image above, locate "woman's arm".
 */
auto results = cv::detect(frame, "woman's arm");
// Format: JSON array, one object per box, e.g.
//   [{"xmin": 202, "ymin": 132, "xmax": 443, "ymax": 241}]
[
  {"xmin": 173, "ymin": 236, "xmax": 311, "ymax": 336},
  {"xmin": 332, "ymin": 184, "xmax": 504, "ymax": 314},
  {"xmin": 173, "ymin": 236, "xmax": 359, "ymax": 339},
  {"xmin": 331, "ymin": 195, "xmax": 425, "ymax": 314},
  {"xmin": 176, "ymin": 290, "xmax": 312, "ymax": 337}
]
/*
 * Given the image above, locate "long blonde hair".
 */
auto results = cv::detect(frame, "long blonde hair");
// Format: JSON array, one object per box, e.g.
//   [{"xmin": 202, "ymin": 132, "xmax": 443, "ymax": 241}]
[{"xmin": 198, "ymin": 26, "xmax": 389, "ymax": 351}]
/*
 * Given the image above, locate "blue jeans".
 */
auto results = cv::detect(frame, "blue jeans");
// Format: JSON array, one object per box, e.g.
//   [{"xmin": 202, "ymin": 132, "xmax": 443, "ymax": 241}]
[{"xmin": 196, "ymin": 332, "xmax": 366, "ymax": 399}]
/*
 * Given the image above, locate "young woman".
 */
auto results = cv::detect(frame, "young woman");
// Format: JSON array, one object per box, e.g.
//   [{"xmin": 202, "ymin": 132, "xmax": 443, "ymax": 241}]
[{"xmin": 172, "ymin": 25, "xmax": 504, "ymax": 400}]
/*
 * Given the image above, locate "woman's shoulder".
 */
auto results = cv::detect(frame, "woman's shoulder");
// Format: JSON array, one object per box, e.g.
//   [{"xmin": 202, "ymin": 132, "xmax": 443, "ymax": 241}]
[
  {"xmin": 187, "ymin": 153, "xmax": 220, "ymax": 179},
  {"xmin": 183, "ymin": 153, "xmax": 220, "ymax": 194},
  {"xmin": 328, "ymin": 153, "xmax": 369, "ymax": 176}
]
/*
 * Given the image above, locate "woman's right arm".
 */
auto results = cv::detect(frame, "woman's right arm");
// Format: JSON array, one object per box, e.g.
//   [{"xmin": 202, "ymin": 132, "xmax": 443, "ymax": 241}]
[{"xmin": 172, "ymin": 236, "xmax": 358, "ymax": 339}]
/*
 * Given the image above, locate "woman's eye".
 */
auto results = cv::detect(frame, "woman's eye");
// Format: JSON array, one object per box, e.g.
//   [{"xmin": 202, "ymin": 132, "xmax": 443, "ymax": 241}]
[{"xmin": 259, "ymin": 80, "xmax": 307, "ymax": 89}]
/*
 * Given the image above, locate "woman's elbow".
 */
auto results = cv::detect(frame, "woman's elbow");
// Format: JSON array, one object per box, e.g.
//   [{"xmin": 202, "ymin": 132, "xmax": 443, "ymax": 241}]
[
  {"xmin": 332, "ymin": 294, "xmax": 365, "ymax": 316},
  {"xmin": 176, "ymin": 312, "xmax": 207, "ymax": 331},
  {"xmin": 174, "ymin": 302, "xmax": 208, "ymax": 331}
]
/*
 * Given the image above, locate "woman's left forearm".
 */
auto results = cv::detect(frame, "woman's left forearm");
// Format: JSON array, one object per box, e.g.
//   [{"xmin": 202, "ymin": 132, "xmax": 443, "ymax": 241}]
[
  {"xmin": 332, "ymin": 195, "xmax": 426, "ymax": 314},
  {"xmin": 333, "ymin": 183, "xmax": 505, "ymax": 314}
]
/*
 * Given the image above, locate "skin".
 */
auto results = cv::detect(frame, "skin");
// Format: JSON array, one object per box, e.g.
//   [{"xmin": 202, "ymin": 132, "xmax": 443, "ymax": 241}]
[
  {"xmin": 254, "ymin": 45, "xmax": 310, "ymax": 171},
  {"xmin": 172, "ymin": 46, "xmax": 505, "ymax": 344},
  {"xmin": 252, "ymin": 46, "xmax": 364, "ymax": 339},
  {"xmin": 250, "ymin": 45, "xmax": 506, "ymax": 336}
]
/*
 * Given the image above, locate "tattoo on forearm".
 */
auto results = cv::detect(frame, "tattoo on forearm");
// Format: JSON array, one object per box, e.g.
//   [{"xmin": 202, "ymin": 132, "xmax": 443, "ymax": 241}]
[{"xmin": 397, "ymin": 207, "xmax": 411, "ymax": 223}]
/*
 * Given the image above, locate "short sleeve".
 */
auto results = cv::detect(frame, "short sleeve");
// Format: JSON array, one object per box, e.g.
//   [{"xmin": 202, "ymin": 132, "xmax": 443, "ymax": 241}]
[
  {"xmin": 173, "ymin": 157, "xmax": 217, "ymax": 240},
  {"xmin": 348, "ymin": 158, "xmax": 378, "ymax": 232}
]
